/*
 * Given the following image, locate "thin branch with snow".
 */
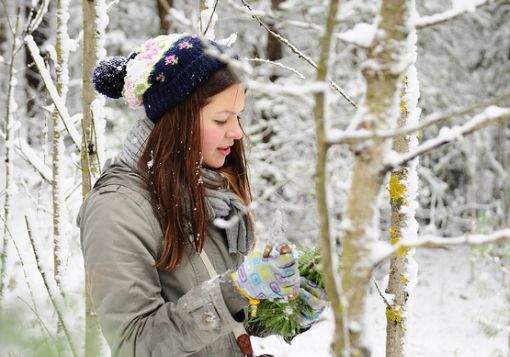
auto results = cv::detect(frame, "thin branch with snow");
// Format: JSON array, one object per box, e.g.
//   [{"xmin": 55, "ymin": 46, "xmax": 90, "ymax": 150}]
[
  {"xmin": 372, "ymin": 229, "xmax": 510, "ymax": 268},
  {"xmin": 239, "ymin": 0, "xmax": 357, "ymax": 108},
  {"xmin": 11, "ymin": 137, "xmax": 52, "ymax": 183},
  {"xmin": 328, "ymin": 92, "xmax": 510, "ymax": 146},
  {"xmin": 24, "ymin": 35, "xmax": 81, "ymax": 151},
  {"xmin": 382, "ymin": 106, "xmax": 510, "ymax": 173},
  {"xmin": 416, "ymin": 0, "xmax": 499, "ymax": 29}
]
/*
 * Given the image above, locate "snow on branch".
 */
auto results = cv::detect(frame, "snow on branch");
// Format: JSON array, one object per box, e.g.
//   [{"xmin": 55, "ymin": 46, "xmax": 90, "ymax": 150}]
[
  {"xmin": 328, "ymin": 92, "xmax": 510, "ymax": 146},
  {"xmin": 416, "ymin": 0, "xmax": 498, "ymax": 29},
  {"xmin": 382, "ymin": 106, "xmax": 510, "ymax": 172},
  {"xmin": 24, "ymin": 35, "xmax": 81, "ymax": 151},
  {"xmin": 24, "ymin": 0, "xmax": 50, "ymax": 36},
  {"xmin": 336, "ymin": 23, "xmax": 376, "ymax": 49},
  {"xmin": 239, "ymin": 0, "xmax": 357, "ymax": 108},
  {"xmin": 371, "ymin": 229, "xmax": 510, "ymax": 268},
  {"xmin": 10, "ymin": 137, "xmax": 52, "ymax": 183}
]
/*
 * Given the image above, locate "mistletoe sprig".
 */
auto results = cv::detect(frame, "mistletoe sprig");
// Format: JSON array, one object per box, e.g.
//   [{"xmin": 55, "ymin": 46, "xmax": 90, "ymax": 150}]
[{"xmin": 245, "ymin": 246, "xmax": 324, "ymax": 338}]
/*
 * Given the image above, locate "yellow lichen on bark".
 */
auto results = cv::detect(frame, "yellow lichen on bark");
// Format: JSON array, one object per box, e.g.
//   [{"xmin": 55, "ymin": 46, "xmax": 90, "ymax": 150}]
[
  {"xmin": 386, "ymin": 306, "xmax": 404, "ymax": 323},
  {"xmin": 389, "ymin": 175, "xmax": 407, "ymax": 205}
]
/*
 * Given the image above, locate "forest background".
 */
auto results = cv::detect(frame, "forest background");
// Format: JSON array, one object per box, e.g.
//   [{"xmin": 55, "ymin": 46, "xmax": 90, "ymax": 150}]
[{"xmin": 0, "ymin": 0, "xmax": 509, "ymax": 356}]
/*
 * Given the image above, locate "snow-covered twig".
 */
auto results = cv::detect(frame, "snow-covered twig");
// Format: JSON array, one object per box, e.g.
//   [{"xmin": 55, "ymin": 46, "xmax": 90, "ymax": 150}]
[
  {"xmin": 382, "ymin": 106, "xmax": 510, "ymax": 173},
  {"xmin": 239, "ymin": 0, "xmax": 357, "ymax": 108},
  {"xmin": 10, "ymin": 137, "xmax": 52, "ymax": 183},
  {"xmin": 328, "ymin": 92, "xmax": 510, "ymax": 146},
  {"xmin": 24, "ymin": 216, "xmax": 78, "ymax": 357},
  {"xmin": 24, "ymin": 35, "xmax": 81, "ymax": 151},
  {"xmin": 416, "ymin": 0, "xmax": 499, "ymax": 29},
  {"xmin": 372, "ymin": 229, "xmax": 510, "ymax": 267},
  {"xmin": 246, "ymin": 58, "xmax": 305, "ymax": 79},
  {"xmin": 24, "ymin": 0, "xmax": 50, "ymax": 36}
]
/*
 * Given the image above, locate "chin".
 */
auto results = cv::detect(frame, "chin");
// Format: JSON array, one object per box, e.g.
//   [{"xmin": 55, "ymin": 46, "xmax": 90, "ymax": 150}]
[{"xmin": 203, "ymin": 159, "xmax": 225, "ymax": 169}]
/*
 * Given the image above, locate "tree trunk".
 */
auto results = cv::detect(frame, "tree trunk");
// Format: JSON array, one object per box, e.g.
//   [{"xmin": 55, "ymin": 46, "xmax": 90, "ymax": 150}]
[
  {"xmin": 386, "ymin": 61, "xmax": 420, "ymax": 356},
  {"xmin": 339, "ymin": 0, "xmax": 416, "ymax": 355},
  {"xmin": 0, "ymin": 8, "xmax": 20, "ymax": 308},
  {"xmin": 52, "ymin": 0, "xmax": 70, "ymax": 297},
  {"xmin": 24, "ymin": 3, "xmax": 49, "ymax": 144},
  {"xmin": 156, "ymin": 0, "xmax": 173, "ymax": 35},
  {"xmin": 311, "ymin": 0, "xmax": 345, "ymax": 356},
  {"xmin": 267, "ymin": 0, "xmax": 283, "ymax": 83},
  {"xmin": 83, "ymin": 0, "xmax": 103, "ymax": 355}
]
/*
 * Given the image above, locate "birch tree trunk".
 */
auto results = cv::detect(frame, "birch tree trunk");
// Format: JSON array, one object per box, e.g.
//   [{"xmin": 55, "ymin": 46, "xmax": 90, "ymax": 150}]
[
  {"xmin": 339, "ymin": 0, "xmax": 416, "ymax": 355},
  {"xmin": 52, "ymin": 0, "xmax": 70, "ymax": 297},
  {"xmin": 83, "ymin": 0, "xmax": 102, "ymax": 354},
  {"xmin": 0, "ymin": 9, "xmax": 20, "ymax": 307},
  {"xmin": 386, "ymin": 60, "xmax": 420, "ymax": 356}
]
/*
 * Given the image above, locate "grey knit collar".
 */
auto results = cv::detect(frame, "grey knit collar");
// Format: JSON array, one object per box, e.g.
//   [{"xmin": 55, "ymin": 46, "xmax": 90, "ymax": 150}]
[{"xmin": 116, "ymin": 116, "xmax": 253, "ymax": 254}]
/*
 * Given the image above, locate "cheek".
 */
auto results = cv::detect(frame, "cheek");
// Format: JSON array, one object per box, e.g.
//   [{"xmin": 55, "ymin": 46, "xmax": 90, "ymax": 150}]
[{"xmin": 201, "ymin": 124, "xmax": 223, "ymax": 152}]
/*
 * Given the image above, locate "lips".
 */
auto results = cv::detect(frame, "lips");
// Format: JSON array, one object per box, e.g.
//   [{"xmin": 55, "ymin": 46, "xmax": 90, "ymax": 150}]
[{"xmin": 218, "ymin": 146, "xmax": 231, "ymax": 155}]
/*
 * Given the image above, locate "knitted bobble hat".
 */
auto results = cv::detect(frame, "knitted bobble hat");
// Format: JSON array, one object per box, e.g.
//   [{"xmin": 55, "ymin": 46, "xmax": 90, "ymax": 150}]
[{"xmin": 93, "ymin": 33, "xmax": 239, "ymax": 123}]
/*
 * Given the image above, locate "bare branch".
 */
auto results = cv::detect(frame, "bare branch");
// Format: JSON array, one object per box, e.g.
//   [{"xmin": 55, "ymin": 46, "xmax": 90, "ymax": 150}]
[
  {"xmin": 372, "ymin": 278, "xmax": 392, "ymax": 309},
  {"xmin": 328, "ymin": 92, "xmax": 510, "ymax": 146},
  {"xmin": 246, "ymin": 58, "xmax": 305, "ymax": 79},
  {"xmin": 203, "ymin": 0, "xmax": 219, "ymax": 36},
  {"xmin": 239, "ymin": 0, "xmax": 357, "ymax": 108},
  {"xmin": 382, "ymin": 106, "xmax": 510, "ymax": 172},
  {"xmin": 416, "ymin": 0, "xmax": 500, "ymax": 29},
  {"xmin": 24, "ymin": 215, "xmax": 78, "ymax": 357}
]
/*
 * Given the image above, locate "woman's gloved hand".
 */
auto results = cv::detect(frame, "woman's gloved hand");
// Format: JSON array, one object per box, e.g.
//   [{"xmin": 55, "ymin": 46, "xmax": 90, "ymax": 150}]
[
  {"xmin": 295, "ymin": 278, "xmax": 328, "ymax": 329},
  {"xmin": 231, "ymin": 244, "xmax": 300, "ymax": 301}
]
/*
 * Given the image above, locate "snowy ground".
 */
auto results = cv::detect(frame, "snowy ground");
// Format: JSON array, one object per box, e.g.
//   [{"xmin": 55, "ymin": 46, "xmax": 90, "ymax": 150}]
[{"xmin": 252, "ymin": 246, "xmax": 508, "ymax": 357}]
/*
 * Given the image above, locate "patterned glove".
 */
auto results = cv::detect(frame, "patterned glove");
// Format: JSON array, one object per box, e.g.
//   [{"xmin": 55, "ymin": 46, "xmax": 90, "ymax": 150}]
[
  {"xmin": 231, "ymin": 245, "xmax": 300, "ymax": 301},
  {"xmin": 295, "ymin": 278, "xmax": 328, "ymax": 329}
]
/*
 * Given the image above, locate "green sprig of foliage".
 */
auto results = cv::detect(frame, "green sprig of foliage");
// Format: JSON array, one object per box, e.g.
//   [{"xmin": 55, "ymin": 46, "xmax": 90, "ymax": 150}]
[{"xmin": 245, "ymin": 246, "xmax": 324, "ymax": 338}]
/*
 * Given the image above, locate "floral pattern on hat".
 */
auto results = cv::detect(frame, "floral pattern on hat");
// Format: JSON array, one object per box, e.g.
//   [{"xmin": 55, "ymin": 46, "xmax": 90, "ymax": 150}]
[{"xmin": 123, "ymin": 34, "xmax": 185, "ymax": 108}]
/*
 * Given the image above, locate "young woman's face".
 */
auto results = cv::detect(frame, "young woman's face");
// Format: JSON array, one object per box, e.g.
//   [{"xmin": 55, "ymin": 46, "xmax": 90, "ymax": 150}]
[{"xmin": 200, "ymin": 84, "xmax": 245, "ymax": 168}]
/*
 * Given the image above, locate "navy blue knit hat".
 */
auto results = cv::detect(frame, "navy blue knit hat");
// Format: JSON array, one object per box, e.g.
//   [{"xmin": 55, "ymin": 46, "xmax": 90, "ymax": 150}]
[{"xmin": 92, "ymin": 34, "xmax": 239, "ymax": 123}]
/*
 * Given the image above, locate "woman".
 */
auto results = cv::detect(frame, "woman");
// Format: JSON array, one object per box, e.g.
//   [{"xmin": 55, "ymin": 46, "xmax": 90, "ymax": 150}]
[{"xmin": 78, "ymin": 33, "xmax": 325, "ymax": 357}]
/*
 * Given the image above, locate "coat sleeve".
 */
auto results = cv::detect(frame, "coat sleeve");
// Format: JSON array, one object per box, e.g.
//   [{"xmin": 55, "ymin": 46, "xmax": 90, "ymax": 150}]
[{"xmin": 79, "ymin": 186, "xmax": 242, "ymax": 357}]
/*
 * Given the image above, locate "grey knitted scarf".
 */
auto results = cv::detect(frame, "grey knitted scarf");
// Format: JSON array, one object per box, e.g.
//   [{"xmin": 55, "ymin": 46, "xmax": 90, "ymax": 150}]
[{"xmin": 117, "ymin": 117, "xmax": 253, "ymax": 254}]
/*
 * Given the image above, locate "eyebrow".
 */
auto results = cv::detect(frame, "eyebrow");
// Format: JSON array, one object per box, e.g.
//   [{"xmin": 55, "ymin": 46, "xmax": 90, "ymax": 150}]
[{"xmin": 215, "ymin": 109, "xmax": 245, "ymax": 115}]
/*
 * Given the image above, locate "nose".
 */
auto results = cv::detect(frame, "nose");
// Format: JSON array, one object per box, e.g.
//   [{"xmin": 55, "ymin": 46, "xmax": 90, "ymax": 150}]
[{"xmin": 226, "ymin": 117, "xmax": 243, "ymax": 140}]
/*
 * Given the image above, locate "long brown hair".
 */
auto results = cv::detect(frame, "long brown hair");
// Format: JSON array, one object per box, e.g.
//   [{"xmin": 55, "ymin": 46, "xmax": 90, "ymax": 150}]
[{"xmin": 138, "ymin": 67, "xmax": 252, "ymax": 271}]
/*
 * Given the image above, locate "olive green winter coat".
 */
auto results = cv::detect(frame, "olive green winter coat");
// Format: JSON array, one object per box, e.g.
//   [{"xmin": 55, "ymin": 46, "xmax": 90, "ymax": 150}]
[{"xmin": 78, "ymin": 159, "xmax": 249, "ymax": 357}]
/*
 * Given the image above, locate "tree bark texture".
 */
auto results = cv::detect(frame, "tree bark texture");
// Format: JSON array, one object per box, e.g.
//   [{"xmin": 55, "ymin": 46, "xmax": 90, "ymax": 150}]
[
  {"xmin": 82, "ymin": 0, "xmax": 101, "ymax": 355},
  {"xmin": 156, "ymin": 0, "xmax": 173, "ymax": 35},
  {"xmin": 386, "ymin": 65, "xmax": 420, "ymax": 357},
  {"xmin": 0, "ymin": 9, "xmax": 20, "ymax": 308},
  {"xmin": 311, "ymin": 0, "xmax": 345, "ymax": 356},
  {"xmin": 52, "ymin": 0, "xmax": 70, "ymax": 297},
  {"xmin": 340, "ymin": 1, "xmax": 416, "ymax": 355}
]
